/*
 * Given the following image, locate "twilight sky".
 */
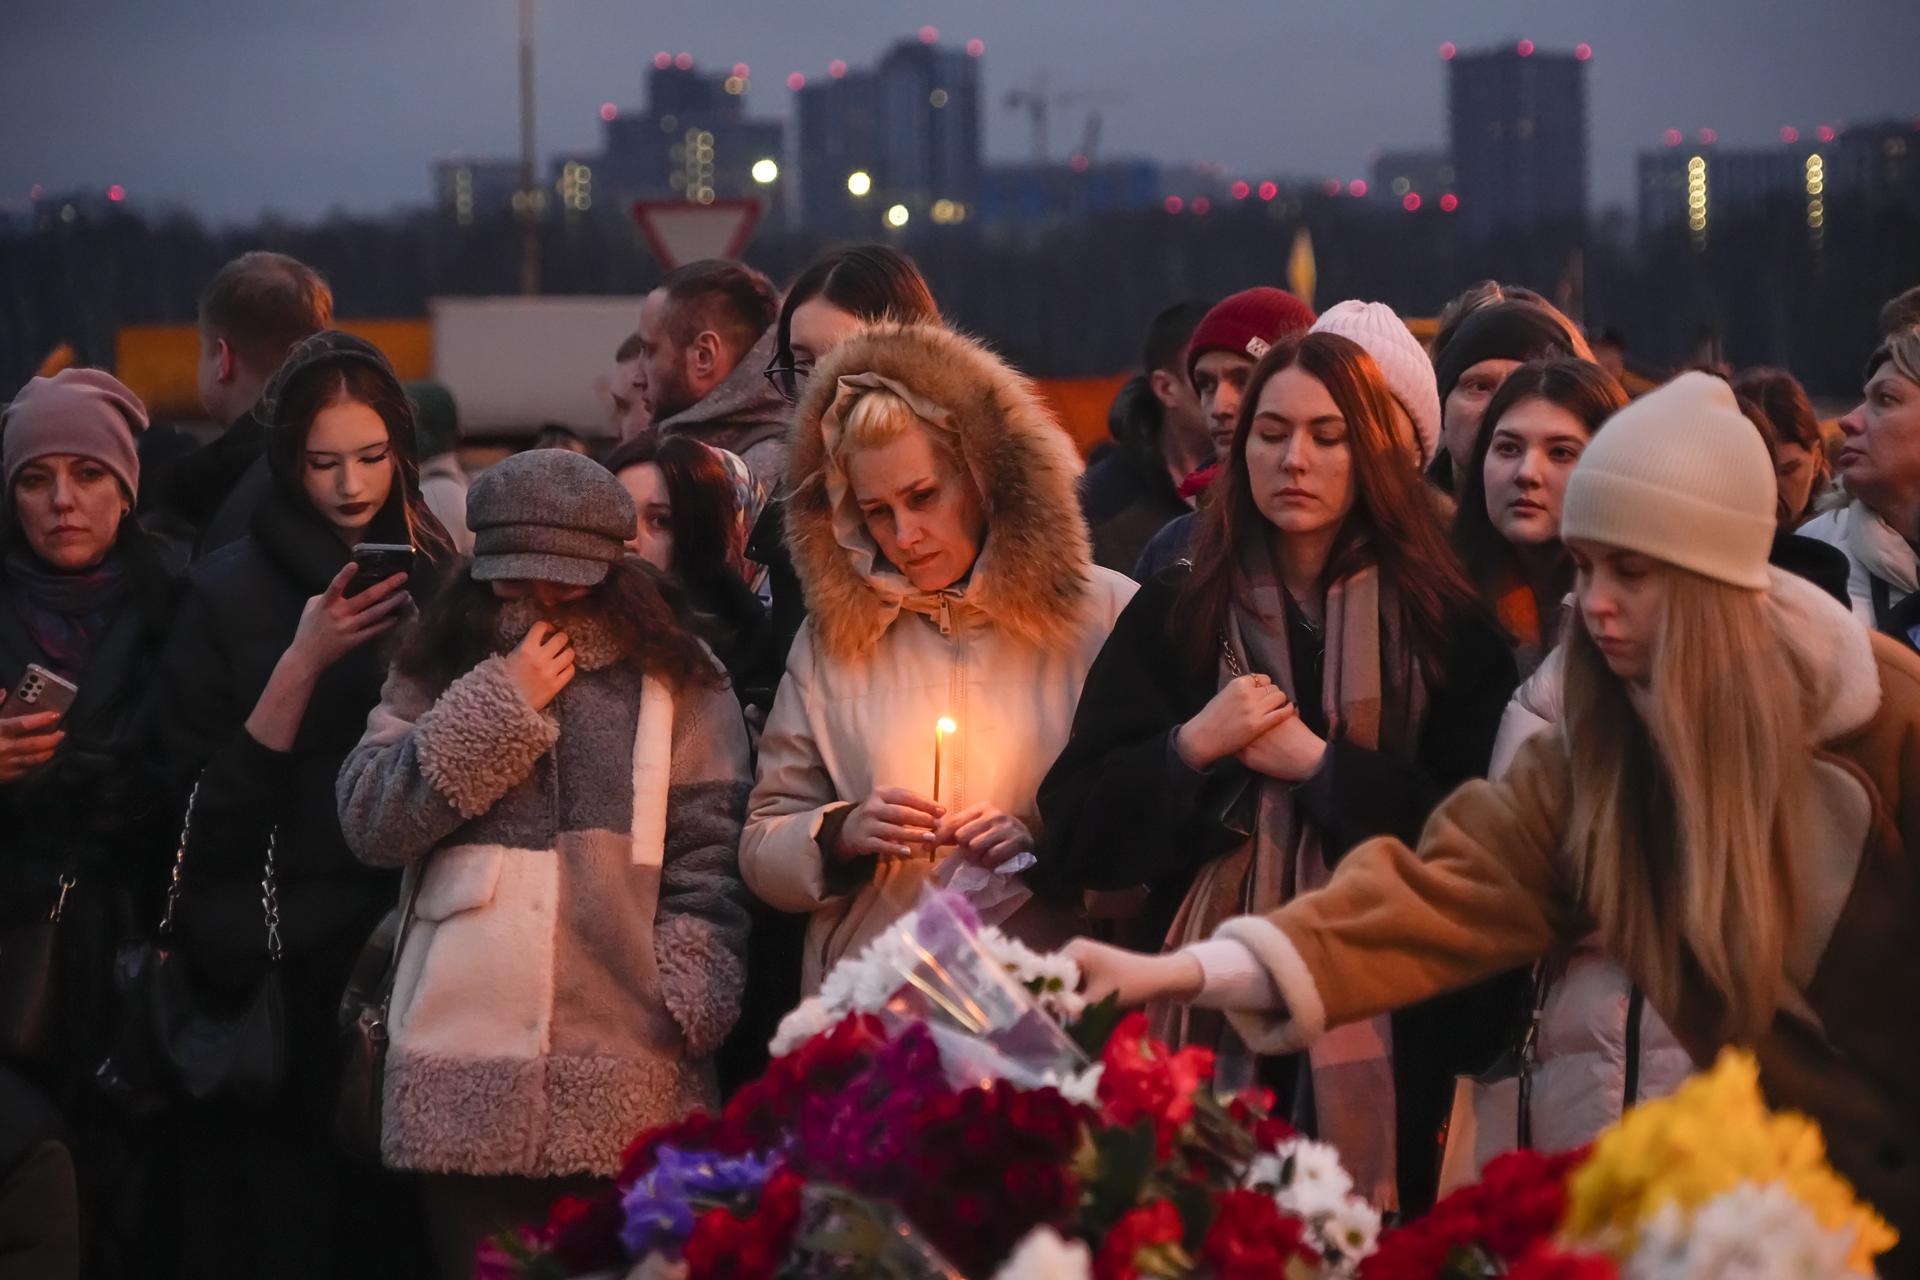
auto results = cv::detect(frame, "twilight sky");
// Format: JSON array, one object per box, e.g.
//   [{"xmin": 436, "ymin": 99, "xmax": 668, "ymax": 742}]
[{"xmin": 3, "ymin": 0, "xmax": 1915, "ymax": 224}]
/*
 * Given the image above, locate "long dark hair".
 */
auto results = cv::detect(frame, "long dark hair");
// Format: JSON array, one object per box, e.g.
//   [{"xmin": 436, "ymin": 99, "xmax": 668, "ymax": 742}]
[
  {"xmin": 1732, "ymin": 366, "xmax": 1830, "ymax": 512},
  {"xmin": 263, "ymin": 362, "xmax": 456, "ymax": 563},
  {"xmin": 393, "ymin": 557, "xmax": 722, "ymax": 692},
  {"xmin": 1178, "ymin": 332, "xmax": 1481, "ymax": 681},
  {"xmin": 1451, "ymin": 359, "xmax": 1628, "ymax": 602},
  {"xmin": 772, "ymin": 246, "xmax": 940, "ymax": 395},
  {"xmin": 602, "ymin": 431, "xmax": 745, "ymax": 588}
]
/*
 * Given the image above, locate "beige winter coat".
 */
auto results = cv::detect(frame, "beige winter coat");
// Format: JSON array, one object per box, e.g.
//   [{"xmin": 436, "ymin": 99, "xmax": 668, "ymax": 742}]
[{"xmin": 741, "ymin": 323, "xmax": 1136, "ymax": 992}]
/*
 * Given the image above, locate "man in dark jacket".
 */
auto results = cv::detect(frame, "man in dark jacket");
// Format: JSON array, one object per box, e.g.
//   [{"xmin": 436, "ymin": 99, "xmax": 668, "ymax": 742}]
[
  {"xmin": 1080, "ymin": 300, "xmax": 1212, "ymax": 573},
  {"xmin": 636, "ymin": 259, "xmax": 787, "ymax": 512},
  {"xmin": 154, "ymin": 252, "xmax": 331, "ymax": 554}
]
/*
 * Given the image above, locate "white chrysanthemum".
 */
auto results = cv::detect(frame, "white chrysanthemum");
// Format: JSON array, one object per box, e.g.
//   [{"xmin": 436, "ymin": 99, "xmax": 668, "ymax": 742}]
[
  {"xmin": 769, "ymin": 997, "xmax": 834, "ymax": 1057},
  {"xmin": 991, "ymin": 1226, "xmax": 1092, "ymax": 1280},
  {"xmin": 816, "ymin": 953, "xmax": 861, "ymax": 1012},
  {"xmin": 1269, "ymin": 1138, "xmax": 1355, "ymax": 1219},
  {"xmin": 1039, "ymin": 1064, "xmax": 1104, "ymax": 1107},
  {"xmin": 1319, "ymin": 1197, "xmax": 1382, "ymax": 1270},
  {"xmin": 1624, "ymin": 1181, "xmax": 1856, "ymax": 1280}
]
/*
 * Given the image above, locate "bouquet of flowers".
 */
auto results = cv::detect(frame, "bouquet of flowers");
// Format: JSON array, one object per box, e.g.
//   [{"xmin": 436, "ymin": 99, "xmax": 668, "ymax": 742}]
[
  {"xmin": 1361, "ymin": 1050, "xmax": 1897, "ymax": 1280},
  {"xmin": 482, "ymin": 890, "xmax": 1379, "ymax": 1280}
]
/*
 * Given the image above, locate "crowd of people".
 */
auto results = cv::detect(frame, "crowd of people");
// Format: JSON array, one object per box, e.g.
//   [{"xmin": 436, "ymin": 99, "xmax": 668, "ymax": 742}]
[{"xmin": 2, "ymin": 243, "xmax": 1917, "ymax": 1278}]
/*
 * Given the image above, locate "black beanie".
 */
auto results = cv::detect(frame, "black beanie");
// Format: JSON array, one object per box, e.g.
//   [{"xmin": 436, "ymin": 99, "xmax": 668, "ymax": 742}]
[{"xmin": 1432, "ymin": 302, "xmax": 1581, "ymax": 409}]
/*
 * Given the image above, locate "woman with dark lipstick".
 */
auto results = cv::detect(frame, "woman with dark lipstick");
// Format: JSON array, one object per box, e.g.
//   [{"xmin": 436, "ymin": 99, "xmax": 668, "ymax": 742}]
[{"xmin": 158, "ymin": 332, "xmax": 452, "ymax": 1278}]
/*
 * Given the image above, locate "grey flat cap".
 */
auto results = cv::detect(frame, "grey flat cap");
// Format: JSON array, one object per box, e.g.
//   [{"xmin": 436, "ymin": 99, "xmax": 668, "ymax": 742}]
[{"xmin": 467, "ymin": 449, "xmax": 636, "ymax": 586}]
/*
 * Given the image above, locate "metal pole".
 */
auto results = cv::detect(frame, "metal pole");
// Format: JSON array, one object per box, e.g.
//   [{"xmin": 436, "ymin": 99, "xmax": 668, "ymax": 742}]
[{"xmin": 517, "ymin": 0, "xmax": 539, "ymax": 294}]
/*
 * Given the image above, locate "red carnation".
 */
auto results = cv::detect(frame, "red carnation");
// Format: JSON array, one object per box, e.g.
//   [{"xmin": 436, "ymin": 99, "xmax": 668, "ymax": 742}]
[
  {"xmin": 541, "ymin": 1192, "xmax": 625, "ymax": 1274},
  {"xmin": 1097, "ymin": 1013, "xmax": 1215, "ymax": 1156},
  {"xmin": 1095, "ymin": 1200, "xmax": 1186, "ymax": 1280},
  {"xmin": 1507, "ymin": 1244, "xmax": 1620, "ymax": 1279},
  {"xmin": 683, "ymin": 1168, "xmax": 805, "ymax": 1280},
  {"xmin": 1201, "ymin": 1189, "xmax": 1320, "ymax": 1279}
]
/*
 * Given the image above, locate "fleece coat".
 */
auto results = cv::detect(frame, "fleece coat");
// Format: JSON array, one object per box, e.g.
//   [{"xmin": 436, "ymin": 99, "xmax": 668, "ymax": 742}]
[
  {"xmin": 337, "ymin": 610, "xmax": 752, "ymax": 1178},
  {"xmin": 740, "ymin": 323, "xmax": 1136, "ymax": 992},
  {"xmin": 1212, "ymin": 573, "xmax": 1920, "ymax": 1262}
]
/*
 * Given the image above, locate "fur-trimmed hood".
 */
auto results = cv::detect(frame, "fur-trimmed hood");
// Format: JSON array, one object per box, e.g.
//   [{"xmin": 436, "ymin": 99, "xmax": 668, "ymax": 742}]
[{"xmin": 783, "ymin": 323, "xmax": 1094, "ymax": 661}]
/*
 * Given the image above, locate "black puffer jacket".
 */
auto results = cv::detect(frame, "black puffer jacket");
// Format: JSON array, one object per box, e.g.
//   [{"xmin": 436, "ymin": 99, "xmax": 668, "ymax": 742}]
[
  {"xmin": 156, "ymin": 483, "xmax": 437, "ymax": 980},
  {"xmin": 0, "ymin": 525, "xmax": 177, "ymax": 1076}
]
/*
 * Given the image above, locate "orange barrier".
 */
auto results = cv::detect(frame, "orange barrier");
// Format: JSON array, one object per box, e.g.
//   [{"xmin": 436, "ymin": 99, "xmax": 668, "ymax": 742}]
[
  {"xmin": 1034, "ymin": 373, "xmax": 1133, "ymax": 458},
  {"xmin": 115, "ymin": 319, "xmax": 431, "ymax": 420}
]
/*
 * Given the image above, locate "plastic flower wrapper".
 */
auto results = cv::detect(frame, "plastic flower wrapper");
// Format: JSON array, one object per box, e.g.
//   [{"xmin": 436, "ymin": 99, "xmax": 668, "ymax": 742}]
[{"xmin": 778, "ymin": 887, "xmax": 1092, "ymax": 1089}]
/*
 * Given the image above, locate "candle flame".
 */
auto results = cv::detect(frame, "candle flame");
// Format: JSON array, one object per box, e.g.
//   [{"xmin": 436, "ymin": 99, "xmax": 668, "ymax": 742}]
[{"xmin": 936, "ymin": 717, "xmax": 957, "ymax": 735}]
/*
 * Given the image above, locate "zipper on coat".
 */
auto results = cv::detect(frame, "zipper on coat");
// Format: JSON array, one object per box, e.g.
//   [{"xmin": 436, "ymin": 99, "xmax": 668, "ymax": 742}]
[{"xmin": 1623, "ymin": 985, "xmax": 1645, "ymax": 1112}]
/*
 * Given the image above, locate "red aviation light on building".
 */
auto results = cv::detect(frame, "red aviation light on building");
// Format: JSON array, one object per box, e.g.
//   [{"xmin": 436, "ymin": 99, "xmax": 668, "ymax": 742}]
[
  {"xmin": 1663, "ymin": 129, "xmax": 1684, "ymax": 147},
  {"xmin": 1230, "ymin": 180, "xmax": 1251, "ymax": 200},
  {"xmin": 1347, "ymin": 179, "xmax": 1368, "ymax": 197},
  {"xmin": 1439, "ymin": 193, "xmax": 1459, "ymax": 212},
  {"xmin": 1164, "ymin": 195, "xmax": 1184, "ymax": 214},
  {"xmin": 1574, "ymin": 43, "xmax": 1593, "ymax": 61},
  {"xmin": 1516, "ymin": 39, "xmax": 1535, "ymax": 57},
  {"xmin": 966, "ymin": 38, "xmax": 986, "ymax": 57},
  {"xmin": 1817, "ymin": 125, "xmax": 1836, "ymax": 143},
  {"xmin": 674, "ymin": 52, "xmax": 693, "ymax": 70},
  {"xmin": 599, "ymin": 102, "xmax": 618, "ymax": 121},
  {"xmin": 107, "ymin": 184, "xmax": 125, "ymax": 202},
  {"xmin": 1258, "ymin": 181, "xmax": 1279, "ymax": 201},
  {"xmin": 918, "ymin": 26, "xmax": 939, "ymax": 44},
  {"xmin": 1403, "ymin": 192, "xmax": 1422, "ymax": 211},
  {"xmin": 1439, "ymin": 42, "xmax": 1457, "ymax": 60},
  {"xmin": 1192, "ymin": 197, "xmax": 1211, "ymax": 215},
  {"xmin": 1780, "ymin": 126, "xmax": 1800, "ymax": 144},
  {"xmin": 787, "ymin": 73, "xmax": 806, "ymax": 91},
  {"xmin": 829, "ymin": 59, "xmax": 848, "ymax": 79},
  {"xmin": 732, "ymin": 63, "xmax": 750, "ymax": 79},
  {"xmin": 654, "ymin": 52, "xmax": 672, "ymax": 70},
  {"xmin": 1322, "ymin": 178, "xmax": 1343, "ymax": 197},
  {"xmin": 1698, "ymin": 128, "xmax": 1718, "ymax": 145}
]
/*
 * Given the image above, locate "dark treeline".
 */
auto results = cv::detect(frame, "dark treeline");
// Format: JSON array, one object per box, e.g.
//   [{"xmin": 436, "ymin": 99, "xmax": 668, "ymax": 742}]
[{"xmin": 3, "ymin": 190, "xmax": 1914, "ymax": 400}]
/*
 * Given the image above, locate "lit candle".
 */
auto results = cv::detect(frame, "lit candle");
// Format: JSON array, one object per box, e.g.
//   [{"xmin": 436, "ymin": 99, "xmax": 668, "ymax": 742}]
[{"xmin": 933, "ymin": 717, "xmax": 957, "ymax": 805}]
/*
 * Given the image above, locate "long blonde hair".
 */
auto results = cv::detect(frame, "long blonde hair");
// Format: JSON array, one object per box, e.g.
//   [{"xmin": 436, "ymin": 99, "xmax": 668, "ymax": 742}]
[{"xmin": 1562, "ymin": 569, "xmax": 1813, "ymax": 1043}]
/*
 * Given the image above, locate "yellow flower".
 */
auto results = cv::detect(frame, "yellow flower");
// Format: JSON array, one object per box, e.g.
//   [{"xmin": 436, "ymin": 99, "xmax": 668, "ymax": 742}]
[{"xmin": 1562, "ymin": 1049, "xmax": 1896, "ymax": 1273}]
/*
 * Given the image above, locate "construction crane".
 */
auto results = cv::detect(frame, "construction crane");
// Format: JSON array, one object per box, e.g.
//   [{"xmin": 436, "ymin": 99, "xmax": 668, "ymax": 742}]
[{"xmin": 1004, "ymin": 73, "xmax": 1126, "ymax": 163}]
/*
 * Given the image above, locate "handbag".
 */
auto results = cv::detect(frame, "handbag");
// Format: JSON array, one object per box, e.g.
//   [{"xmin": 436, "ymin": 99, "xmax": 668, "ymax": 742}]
[
  {"xmin": 95, "ymin": 781, "xmax": 287, "ymax": 1112},
  {"xmin": 332, "ymin": 864, "xmax": 424, "ymax": 1161},
  {"xmin": 0, "ymin": 873, "xmax": 75, "ymax": 1064}
]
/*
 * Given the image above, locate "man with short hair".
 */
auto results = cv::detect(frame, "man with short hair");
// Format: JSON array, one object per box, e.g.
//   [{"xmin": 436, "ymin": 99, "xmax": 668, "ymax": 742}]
[
  {"xmin": 1079, "ymin": 300, "xmax": 1212, "ymax": 573},
  {"xmin": 1129, "ymin": 287, "xmax": 1317, "ymax": 580},
  {"xmin": 634, "ymin": 259, "xmax": 787, "ymax": 508},
  {"xmin": 160, "ymin": 251, "xmax": 332, "ymax": 549},
  {"xmin": 606, "ymin": 331, "xmax": 652, "ymax": 438}
]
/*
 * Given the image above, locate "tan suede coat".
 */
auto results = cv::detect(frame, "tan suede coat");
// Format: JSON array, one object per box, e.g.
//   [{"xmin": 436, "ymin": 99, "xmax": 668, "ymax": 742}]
[{"xmin": 1216, "ymin": 614, "xmax": 1920, "ymax": 1257}]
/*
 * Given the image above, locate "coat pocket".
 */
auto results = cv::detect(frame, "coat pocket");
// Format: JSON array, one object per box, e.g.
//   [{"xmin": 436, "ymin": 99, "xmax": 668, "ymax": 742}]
[{"xmin": 416, "ymin": 845, "xmax": 506, "ymax": 922}]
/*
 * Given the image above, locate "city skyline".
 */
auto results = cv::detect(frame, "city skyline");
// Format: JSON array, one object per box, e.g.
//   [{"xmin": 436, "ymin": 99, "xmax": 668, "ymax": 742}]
[{"xmin": 4, "ymin": 0, "xmax": 1915, "ymax": 224}]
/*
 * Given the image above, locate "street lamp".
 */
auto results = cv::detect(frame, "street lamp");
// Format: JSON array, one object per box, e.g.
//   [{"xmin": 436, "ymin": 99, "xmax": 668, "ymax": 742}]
[
  {"xmin": 885, "ymin": 203, "xmax": 910, "ymax": 228},
  {"xmin": 847, "ymin": 170, "xmax": 873, "ymax": 197},
  {"xmin": 752, "ymin": 158, "xmax": 780, "ymax": 185}
]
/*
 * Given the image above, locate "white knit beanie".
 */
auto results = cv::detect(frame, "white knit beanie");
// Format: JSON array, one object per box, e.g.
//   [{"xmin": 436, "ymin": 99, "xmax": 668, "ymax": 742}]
[
  {"xmin": 1561, "ymin": 372, "xmax": 1776, "ymax": 590},
  {"xmin": 1309, "ymin": 300, "xmax": 1441, "ymax": 467}
]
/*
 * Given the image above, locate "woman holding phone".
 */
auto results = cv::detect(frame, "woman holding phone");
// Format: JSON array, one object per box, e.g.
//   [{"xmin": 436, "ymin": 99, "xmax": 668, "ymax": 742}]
[
  {"xmin": 0, "ymin": 369, "xmax": 178, "ymax": 1276},
  {"xmin": 157, "ymin": 331, "xmax": 451, "ymax": 1278}
]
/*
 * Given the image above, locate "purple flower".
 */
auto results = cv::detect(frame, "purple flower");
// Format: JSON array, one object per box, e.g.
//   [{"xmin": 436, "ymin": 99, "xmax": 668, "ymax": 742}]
[{"xmin": 618, "ymin": 1146, "xmax": 779, "ymax": 1259}]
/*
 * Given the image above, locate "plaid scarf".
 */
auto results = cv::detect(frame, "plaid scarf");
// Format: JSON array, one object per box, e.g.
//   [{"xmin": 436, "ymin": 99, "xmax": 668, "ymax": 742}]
[{"xmin": 1154, "ymin": 534, "xmax": 1427, "ymax": 1209}]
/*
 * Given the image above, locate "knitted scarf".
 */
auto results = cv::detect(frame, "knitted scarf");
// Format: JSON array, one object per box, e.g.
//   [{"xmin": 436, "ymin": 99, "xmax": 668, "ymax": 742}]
[{"xmin": 4, "ymin": 547, "xmax": 129, "ymax": 677}]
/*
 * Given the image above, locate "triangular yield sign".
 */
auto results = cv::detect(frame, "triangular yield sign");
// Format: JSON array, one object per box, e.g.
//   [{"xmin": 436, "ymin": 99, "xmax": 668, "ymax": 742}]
[{"xmin": 631, "ymin": 199, "xmax": 762, "ymax": 270}]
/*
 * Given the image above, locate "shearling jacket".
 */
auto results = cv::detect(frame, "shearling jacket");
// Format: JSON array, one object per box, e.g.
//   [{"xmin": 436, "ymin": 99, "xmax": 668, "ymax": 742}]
[
  {"xmin": 337, "ymin": 612, "xmax": 752, "ymax": 1178},
  {"xmin": 740, "ymin": 323, "xmax": 1137, "ymax": 992},
  {"xmin": 1209, "ymin": 572, "xmax": 1920, "ymax": 1261}
]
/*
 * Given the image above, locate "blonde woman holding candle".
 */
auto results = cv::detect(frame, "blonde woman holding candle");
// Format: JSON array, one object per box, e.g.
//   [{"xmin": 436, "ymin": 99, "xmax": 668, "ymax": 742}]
[{"xmin": 741, "ymin": 323, "xmax": 1137, "ymax": 992}]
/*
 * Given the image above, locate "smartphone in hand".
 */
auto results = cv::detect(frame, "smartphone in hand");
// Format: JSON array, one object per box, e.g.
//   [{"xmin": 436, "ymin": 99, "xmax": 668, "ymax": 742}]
[
  {"xmin": 1, "ymin": 663, "xmax": 78, "ymax": 728},
  {"xmin": 344, "ymin": 543, "xmax": 416, "ymax": 598}
]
